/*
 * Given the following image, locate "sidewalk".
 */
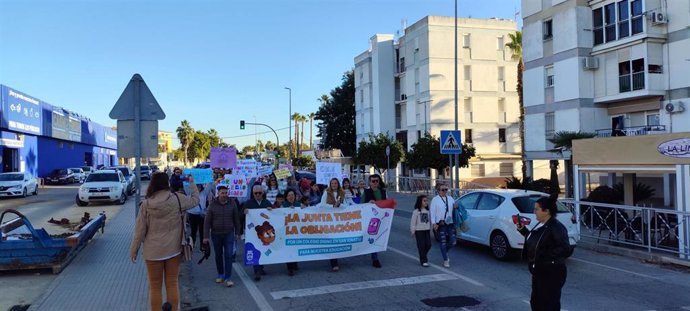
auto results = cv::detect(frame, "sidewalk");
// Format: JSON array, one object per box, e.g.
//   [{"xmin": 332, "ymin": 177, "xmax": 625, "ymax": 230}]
[{"xmin": 28, "ymin": 200, "xmax": 149, "ymax": 311}]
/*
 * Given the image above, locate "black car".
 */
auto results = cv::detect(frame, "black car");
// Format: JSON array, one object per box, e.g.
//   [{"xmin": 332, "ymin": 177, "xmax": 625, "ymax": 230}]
[{"xmin": 45, "ymin": 168, "xmax": 79, "ymax": 184}]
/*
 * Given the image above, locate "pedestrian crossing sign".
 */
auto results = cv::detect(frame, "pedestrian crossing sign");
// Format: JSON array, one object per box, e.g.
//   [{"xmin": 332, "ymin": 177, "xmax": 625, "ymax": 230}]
[{"xmin": 440, "ymin": 130, "xmax": 462, "ymax": 155}]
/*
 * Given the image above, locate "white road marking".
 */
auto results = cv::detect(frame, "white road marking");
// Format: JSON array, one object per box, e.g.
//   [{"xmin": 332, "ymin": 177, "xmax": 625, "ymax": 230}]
[
  {"xmin": 570, "ymin": 258, "xmax": 660, "ymax": 279},
  {"xmin": 681, "ymin": 307, "xmax": 690, "ymax": 310},
  {"xmin": 270, "ymin": 273, "xmax": 457, "ymax": 299},
  {"xmin": 233, "ymin": 263, "xmax": 274, "ymax": 311},
  {"xmin": 388, "ymin": 246, "xmax": 485, "ymax": 287}
]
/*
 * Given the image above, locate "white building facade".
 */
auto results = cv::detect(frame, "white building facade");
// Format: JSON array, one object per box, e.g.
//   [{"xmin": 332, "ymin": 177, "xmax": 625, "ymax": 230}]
[
  {"xmin": 355, "ymin": 16, "xmax": 522, "ymax": 180},
  {"xmin": 522, "ymin": 0, "xmax": 690, "ymax": 202}
]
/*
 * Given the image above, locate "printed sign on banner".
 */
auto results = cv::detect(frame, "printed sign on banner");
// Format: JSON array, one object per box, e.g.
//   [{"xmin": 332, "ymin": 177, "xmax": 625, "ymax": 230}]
[
  {"xmin": 279, "ymin": 163, "xmax": 294, "ymax": 172},
  {"xmin": 210, "ymin": 147, "xmax": 237, "ymax": 168},
  {"xmin": 236, "ymin": 159, "xmax": 258, "ymax": 180},
  {"xmin": 244, "ymin": 203, "xmax": 395, "ymax": 265},
  {"xmin": 219, "ymin": 174, "xmax": 249, "ymax": 198},
  {"xmin": 274, "ymin": 169, "xmax": 292, "ymax": 180},
  {"xmin": 183, "ymin": 168, "xmax": 213, "ymax": 184},
  {"xmin": 316, "ymin": 162, "xmax": 342, "ymax": 185}
]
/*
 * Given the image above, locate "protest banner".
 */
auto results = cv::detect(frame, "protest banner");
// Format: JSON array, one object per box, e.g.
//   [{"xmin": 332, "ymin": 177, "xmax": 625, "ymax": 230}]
[
  {"xmin": 244, "ymin": 203, "xmax": 395, "ymax": 265},
  {"xmin": 279, "ymin": 163, "xmax": 294, "ymax": 172},
  {"xmin": 316, "ymin": 162, "xmax": 342, "ymax": 185},
  {"xmin": 236, "ymin": 159, "xmax": 258, "ymax": 181},
  {"xmin": 182, "ymin": 168, "xmax": 213, "ymax": 184},
  {"xmin": 219, "ymin": 174, "xmax": 250, "ymax": 198},
  {"xmin": 273, "ymin": 169, "xmax": 291, "ymax": 180},
  {"xmin": 210, "ymin": 147, "xmax": 237, "ymax": 168},
  {"xmin": 258, "ymin": 165, "xmax": 273, "ymax": 177}
]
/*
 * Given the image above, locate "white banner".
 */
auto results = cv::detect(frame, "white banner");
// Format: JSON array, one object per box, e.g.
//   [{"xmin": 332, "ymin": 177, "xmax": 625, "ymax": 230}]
[
  {"xmin": 316, "ymin": 161, "xmax": 342, "ymax": 185},
  {"xmin": 244, "ymin": 203, "xmax": 394, "ymax": 265}
]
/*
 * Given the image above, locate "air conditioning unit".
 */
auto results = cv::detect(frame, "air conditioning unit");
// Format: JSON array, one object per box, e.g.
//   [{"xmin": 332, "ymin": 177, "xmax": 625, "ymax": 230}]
[
  {"xmin": 583, "ymin": 57, "xmax": 599, "ymax": 70},
  {"xmin": 665, "ymin": 102, "xmax": 685, "ymax": 114},
  {"xmin": 651, "ymin": 11, "xmax": 668, "ymax": 24}
]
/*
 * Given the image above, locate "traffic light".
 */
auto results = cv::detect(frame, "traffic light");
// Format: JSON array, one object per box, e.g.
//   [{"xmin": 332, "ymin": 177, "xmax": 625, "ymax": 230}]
[{"xmin": 240, "ymin": 120, "xmax": 245, "ymax": 130}]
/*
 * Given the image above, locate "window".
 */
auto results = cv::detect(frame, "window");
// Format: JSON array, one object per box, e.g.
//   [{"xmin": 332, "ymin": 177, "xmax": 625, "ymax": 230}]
[
  {"xmin": 498, "ymin": 128, "xmax": 506, "ymax": 143},
  {"xmin": 604, "ymin": 3, "xmax": 616, "ymax": 43},
  {"xmin": 618, "ymin": 0, "xmax": 630, "ymax": 39},
  {"xmin": 465, "ymin": 129, "xmax": 473, "ymax": 144},
  {"xmin": 417, "ymin": 130, "xmax": 421, "ymax": 140},
  {"xmin": 464, "ymin": 65, "xmax": 471, "ymax": 80},
  {"xmin": 471, "ymin": 163, "xmax": 485, "ymax": 177},
  {"xmin": 359, "ymin": 71, "xmax": 363, "ymax": 81},
  {"xmin": 619, "ymin": 58, "xmax": 645, "ymax": 92},
  {"xmin": 618, "ymin": 61, "xmax": 632, "ymax": 92},
  {"xmin": 463, "ymin": 33, "xmax": 471, "ymax": 48},
  {"xmin": 593, "ymin": 8, "xmax": 604, "ymax": 45},
  {"xmin": 477, "ymin": 193, "xmax": 505, "ymax": 210},
  {"xmin": 646, "ymin": 113, "xmax": 660, "ymax": 126},
  {"xmin": 497, "ymin": 36, "xmax": 504, "ymax": 50},
  {"xmin": 360, "ymin": 89, "xmax": 364, "ymax": 103},
  {"xmin": 545, "ymin": 112, "xmax": 555, "ymax": 139},
  {"xmin": 545, "ymin": 66, "xmax": 554, "ymax": 87},
  {"xmin": 499, "ymin": 162, "xmax": 514, "ymax": 176},
  {"xmin": 648, "ymin": 64, "xmax": 663, "ymax": 74},
  {"xmin": 631, "ymin": 0, "xmax": 643, "ymax": 35},
  {"xmin": 543, "ymin": 20, "xmax": 553, "ymax": 40},
  {"xmin": 399, "ymin": 57, "xmax": 406, "ymax": 73},
  {"xmin": 458, "ymin": 192, "xmax": 481, "ymax": 210},
  {"xmin": 498, "ymin": 66, "xmax": 505, "ymax": 81}
]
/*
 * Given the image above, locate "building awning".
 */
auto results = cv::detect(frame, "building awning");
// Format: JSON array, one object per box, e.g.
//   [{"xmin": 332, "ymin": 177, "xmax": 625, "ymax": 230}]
[
  {"xmin": 573, "ymin": 132, "xmax": 690, "ymax": 166},
  {"xmin": 605, "ymin": 96, "xmax": 662, "ymax": 115}
]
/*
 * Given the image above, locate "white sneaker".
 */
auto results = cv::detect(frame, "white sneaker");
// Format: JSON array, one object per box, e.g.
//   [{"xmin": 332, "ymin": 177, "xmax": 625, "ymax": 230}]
[
  {"xmin": 443, "ymin": 260, "xmax": 450, "ymax": 268},
  {"xmin": 422, "ymin": 262, "xmax": 430, "ymax": 267}
]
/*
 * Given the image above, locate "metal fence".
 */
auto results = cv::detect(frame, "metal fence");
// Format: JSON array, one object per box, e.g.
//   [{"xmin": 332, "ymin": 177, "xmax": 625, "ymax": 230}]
[{"xmin": 561, "ymin": 199, "xmax": 690, "ymax": 259}]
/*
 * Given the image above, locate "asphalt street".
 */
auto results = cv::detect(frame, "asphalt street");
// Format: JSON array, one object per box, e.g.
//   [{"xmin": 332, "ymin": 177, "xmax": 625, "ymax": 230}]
[{"xmin": 180, "ymin": 192, "xmax": 690, "ymax": 311}]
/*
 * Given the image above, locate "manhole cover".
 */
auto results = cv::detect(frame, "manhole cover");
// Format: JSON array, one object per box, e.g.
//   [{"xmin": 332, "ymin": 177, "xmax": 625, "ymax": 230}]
[{"xmin": 421, "ymin": 296, "xmax": 481, "ymax": 308}]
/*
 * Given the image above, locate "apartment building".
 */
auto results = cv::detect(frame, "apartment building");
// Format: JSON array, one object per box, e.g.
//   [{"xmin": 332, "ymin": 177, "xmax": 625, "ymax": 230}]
[
  {"xmin": 355, "ymin": 16, "xmax": 521, "ymax": 179},
  {"xmin": 522, "ymin": 0, "xmax": 690, "ymax": 205}
]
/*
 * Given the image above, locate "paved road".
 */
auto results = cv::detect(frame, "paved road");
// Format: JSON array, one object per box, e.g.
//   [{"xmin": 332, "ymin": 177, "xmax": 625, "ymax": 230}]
[
  {"xmin": 0, "ymin": 185, "xmax": 81, "ymax": 226},
  {"xmin": 181, "ymin": 192, "xmax": 690, "ymax": 311}
]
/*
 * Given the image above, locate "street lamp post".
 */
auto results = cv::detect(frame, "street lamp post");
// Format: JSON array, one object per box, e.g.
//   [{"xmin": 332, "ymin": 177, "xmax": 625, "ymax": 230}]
[
  {"xmin": 284, "ymin": 87, "xmax": 292, "ymax": 161},
  {"xmin": 453, "ymin": 0, "xmax": 459, "ymax": 191}
]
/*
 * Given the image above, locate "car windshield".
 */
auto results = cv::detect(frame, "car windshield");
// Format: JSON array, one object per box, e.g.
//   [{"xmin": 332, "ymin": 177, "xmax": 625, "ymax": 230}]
[
  {"xmin": 0, "ymin": 174, "xmax": 23, "ymax": 181},
  {"xmin": 51, "ymin": 169, "xmax": 68, "ymax": 175},
  {"xmin": 86, "ymin": 173, "xmax": 119, "ymax": 182},
  {"xmin": 82, "ymin": 167, "xmax": 92, "ymax": 172},
  {"xmin": 511, "ymin": 195, "xmax": 570, "ymax": 213},
  {"xmin": 109, "ymin": 167, "xmax": 130, "ymax": 177}
]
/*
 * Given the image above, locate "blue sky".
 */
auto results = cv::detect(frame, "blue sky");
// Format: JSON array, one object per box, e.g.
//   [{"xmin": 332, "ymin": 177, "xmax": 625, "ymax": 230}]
[{"xmin": 0, "ymin": 0, "xmax": 519, "ymax": 149}]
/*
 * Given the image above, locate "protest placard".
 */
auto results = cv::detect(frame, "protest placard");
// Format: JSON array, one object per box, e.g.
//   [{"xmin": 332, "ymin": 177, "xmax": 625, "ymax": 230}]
[
  {"xmin": 258, "ymin": 165, "xmax": 273, "ymax": 177},
  {"xmin": 182, "ymin": 168, "xmax": 213, "ymax": 184},
  {"xmin": 274, "ymin": 169, "xmax": 291, "ymax": 180},
  {"xmin": 210, "ymin": 147, "xmax": 237, "ymax": 168},
  {"xmin": 244, "ymin": 203, "xmax": 395, "ymax": 265},
  {"xmin": 236, "ymin": 159, "xmax": 258, "ymax": 181},
  {"xmin": 219, "ymin": 174, "xmax": 250, "ymax": 198},
  {"xmin": 316, "ymin": 162, "xmax": 342, "ymax": 185}
]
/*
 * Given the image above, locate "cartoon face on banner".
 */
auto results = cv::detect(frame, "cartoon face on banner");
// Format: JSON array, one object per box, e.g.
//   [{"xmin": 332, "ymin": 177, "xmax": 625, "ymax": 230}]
[{"xmin": 255, "ymin": 221, "xmax": 276, "ymax": 246}]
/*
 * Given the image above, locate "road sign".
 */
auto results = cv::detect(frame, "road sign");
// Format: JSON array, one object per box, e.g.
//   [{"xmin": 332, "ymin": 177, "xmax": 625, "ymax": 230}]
[
  {"xmin": 109, "ymin": 74, "xmax": 165, "ymax": 121},
  {"xmin": 440, "ymin": 130, "xmax": 462, "ymax": 155},
  {"xmin": 385, "ymin": 145, "xmax": 390, "ymax": 156},
  {"xmin": 116, "ymin": 120, "xmax": 158, "ymax": 158}
]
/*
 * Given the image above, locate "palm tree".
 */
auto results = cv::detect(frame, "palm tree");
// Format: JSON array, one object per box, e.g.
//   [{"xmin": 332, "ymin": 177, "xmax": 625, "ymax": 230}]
[
  {"xmin": 548, "ymin": 131, "xmax": 597, "ymax": 197},
  {"xmin": 291, "ymin": 113, "xmax": 301, "ymax": 157},
  {"xmin": 506, "ymin": 31, "xmax": 526, "ymax": 181},
  {"xmin": 299, "ymin": 114, "xmax": 307, "ymax": 153},
  {"xmin": 176, "ymin": 120, "xmax": 195, "ymax": 166},
  {"xmin": 308, "ymin": 112, "xmax": 316, "ymax": 149}
]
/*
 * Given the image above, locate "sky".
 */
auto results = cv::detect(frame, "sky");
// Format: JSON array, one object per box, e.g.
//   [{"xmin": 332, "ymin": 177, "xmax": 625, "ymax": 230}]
[{"xmin": 0, "ymin": 0, "xmax": 520, "ymax": 149}]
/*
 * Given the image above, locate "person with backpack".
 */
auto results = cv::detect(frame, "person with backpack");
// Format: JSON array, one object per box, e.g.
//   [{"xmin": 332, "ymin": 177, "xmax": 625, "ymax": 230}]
[
  {"xmin": 516, "ymin": 196, "xmax": 570, "ymax": 311},
  {"xmin": 410, "ymin": 195, "xmax": 432, "ymax": 267}
]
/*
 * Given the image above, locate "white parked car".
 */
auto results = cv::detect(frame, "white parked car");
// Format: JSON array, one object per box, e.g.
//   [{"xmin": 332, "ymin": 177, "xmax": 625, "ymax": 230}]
[
  {"xmin": 455, "ymin": 189, "xmax": 579, "ymax": 260},
  {"xmin": 69, "ymin": 168, "xmax": 86, "ymax": 183},
  {"xmin": 76, "ymin": 170, "xmax": 128, "ymax": 206},
  {"xmin": 0, "ymin": 172, "xmax": 38, "ymax": 197}
]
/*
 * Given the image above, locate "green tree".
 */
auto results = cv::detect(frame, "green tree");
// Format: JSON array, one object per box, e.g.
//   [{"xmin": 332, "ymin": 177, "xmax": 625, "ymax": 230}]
[
  {"xmin": 188, "ymin": 131, "xmax": 211, "ymax": 162},
  {"xmin": 355, "ymin": 133, "xmax": 405, "ymax": 175},
  {"xmin": 265, "ymin": 140, "xmax": 276, "ymax": 152},
  {"xmin": 308, "ymin": 112, "xmax": 316, "ymax": 149},
  {"xmin": 506, "ymin": 31, "xmax": 526, "ymax": 181},
  {"xmin": 548, "ymin": 131, "xmax": 596, "ymax": 197},
  {"xmin": 241, "ymin": 145, "xmax": 255, "ymax": 154},
  {"xmin": 292, "ymin": 155, "xmax": 314, "ymax": 169},
  {"xmin": 207, "ymin": 128, "xmax": 223, "ymax": 148},
  {"xmin": 406, "ymin": 134, "xmax": 475, "ymax": 172},
  {"xmin": 315, "ymin": 71, "xmax": 356, "ymax": 156},
  {"xmin": 299, "ymin": 114, "xmax": 307, "ymax": 151},
  {"xmin": 291, "ymin": 112, "xmax": 301, "ymax": 157},
  {"xmin": 176, "ymin": 120, "xmax": 194, "ymax": 165}
]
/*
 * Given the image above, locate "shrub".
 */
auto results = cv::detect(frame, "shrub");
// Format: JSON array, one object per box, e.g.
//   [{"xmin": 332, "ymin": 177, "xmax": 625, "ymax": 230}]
[{"xmin": 612, "ymin": 182, "xmax": 655, "ymax": 205}]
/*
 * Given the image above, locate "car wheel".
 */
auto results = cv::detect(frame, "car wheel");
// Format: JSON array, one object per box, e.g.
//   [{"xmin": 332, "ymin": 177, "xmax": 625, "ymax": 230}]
[
  {"xmin": 76, "ymin": 195, "xmax": 89, "ymax": 206},
  {"xmin": 33, "ymin": 185, "xmax": 38, "ymax": 195},
  {"xmin": 118, "ymin": 192, "xmax": 127, "ymax": 205},
  {"xmin": 22, "ymin": 187, "xmax": 28, "ymax": 198},
  {"xmin": 490, "ymin": 231, "xmax": 513, "ymax": 261}
]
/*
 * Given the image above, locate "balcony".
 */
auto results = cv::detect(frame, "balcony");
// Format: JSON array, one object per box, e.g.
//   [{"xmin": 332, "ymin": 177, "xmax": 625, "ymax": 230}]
[
  {"xmin": 595, "ymin": 125, "xmax": 666, "ymax": 138},
  {"xmin": 619, "ymin": 72, "xmax": 645, "ymax": 93}
]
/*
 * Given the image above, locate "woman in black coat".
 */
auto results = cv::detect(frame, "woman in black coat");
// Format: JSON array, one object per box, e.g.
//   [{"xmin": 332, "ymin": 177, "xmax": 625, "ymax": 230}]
[{"xmin": 516, "ymin": 196, "xmax": 570, "ymax": 311}]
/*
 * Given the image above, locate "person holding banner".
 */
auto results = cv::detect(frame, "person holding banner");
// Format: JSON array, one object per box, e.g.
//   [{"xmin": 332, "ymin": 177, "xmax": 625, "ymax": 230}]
[
  {"xmin": 307, "ymin": 180, "xmax": 322, "ymax": 207},
  {"xmin": 342, "ymin": 178, "xmax": 357, "ymax": 205},
  {"xmin": 320, "ymin": 178, "xmax": 347, "ymax": 271},
  {"xmin": 264, "ymin": 176, "xmax": 280, "ymax": 205},
  {"xmin": 430, "ymin": 183, "xmax": 458, "ymax": 268},
  {"xmin": 355, "ymin": 180, "xmax": 367, "ymax": 199},
  {"xmin": 410, "ymin": 195, "xmax": 433, "ymax": 267},
  {"xmin": 275, "ymin": 189, "xmax": 301, "ymax": 276},
  {"xmin": 243, "ymin": 184, "xmax": 272, "ymax": 281},
  {"xmin": 361, "ymin": 174, "xmax": 386, "ymax": 268},
  {"xmin": 203, "ymin": 186, "xmax": 240, "ymax": 287}
]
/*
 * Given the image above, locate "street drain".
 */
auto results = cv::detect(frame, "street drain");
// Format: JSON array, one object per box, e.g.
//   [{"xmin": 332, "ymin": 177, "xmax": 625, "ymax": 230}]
[{"xmin": 421, "ymin": 296, "xmax": 481, "ymax": 308}]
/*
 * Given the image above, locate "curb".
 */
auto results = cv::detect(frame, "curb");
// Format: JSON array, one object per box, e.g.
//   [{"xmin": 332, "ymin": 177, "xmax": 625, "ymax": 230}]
[{"xmin": 577, "ymin": 241, "xmax": 690, "ymax": 268}]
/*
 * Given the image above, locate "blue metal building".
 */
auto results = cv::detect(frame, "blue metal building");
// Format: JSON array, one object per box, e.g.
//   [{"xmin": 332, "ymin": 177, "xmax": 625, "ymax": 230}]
[{"xmin": 0, "ymin": 84, "xmax": 117, "ymax": 178}]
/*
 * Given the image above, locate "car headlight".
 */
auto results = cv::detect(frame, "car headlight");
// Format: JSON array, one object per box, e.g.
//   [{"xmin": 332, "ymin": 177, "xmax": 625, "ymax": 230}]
[
  {"xmin": 10, "ymin": 185, "xmax": 22, "ymax": 189},
  {"xmin": 79, "ymin": 187, "xmax": 88, "ymax": 193},
  {"xmin": 110, "ymin": 186, "xmax": 119, "ymax": 192}
]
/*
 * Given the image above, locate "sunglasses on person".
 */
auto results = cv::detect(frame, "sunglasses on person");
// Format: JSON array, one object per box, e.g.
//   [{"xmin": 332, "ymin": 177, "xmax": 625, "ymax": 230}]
[
  {"xmin": 254, "ymin": 192, "xmax": 263, "ymax": 195},
  {"xmin": 371, "ymin": 180, "xmax": 380, "ymax": 183},
  {"xmin": 440, "ymin": 188, "xmax": 448, "ymax": 192}
]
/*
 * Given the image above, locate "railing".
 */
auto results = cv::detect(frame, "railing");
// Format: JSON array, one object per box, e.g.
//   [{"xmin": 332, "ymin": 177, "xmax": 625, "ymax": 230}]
[
  {"xmin": 561, "ymin": 199, "xmax": 690, "ymax": 259},
  {"xmin": 632, "ymin": 71, "xmax": 645, "ymax": 90},
  {"xmin": 595, "ymin": 125, "xmax": 666, "ymax": 138},
  {"xmin": 395, "ymin": 176, "xmax": 493, "ymax": 197},
  {"xmin": 619, "ymin": 74, "xmax": 631, "ymax": 92}
]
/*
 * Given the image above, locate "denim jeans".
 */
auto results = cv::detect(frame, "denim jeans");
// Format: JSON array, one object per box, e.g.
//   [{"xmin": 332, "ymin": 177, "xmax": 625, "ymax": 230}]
[
  {"xmin": 211, "ymin": 233, "xmax": 235, "ymax": 279},
  {"xmin": 438, "ymin": 224, "xmax": 457, "ymax": 261}
]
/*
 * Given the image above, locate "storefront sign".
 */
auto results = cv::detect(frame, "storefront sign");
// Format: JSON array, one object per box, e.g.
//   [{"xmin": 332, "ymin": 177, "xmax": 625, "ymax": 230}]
[
  {"xmin": 658, "ymin": 138, "xmax": 690, "ymax": 158},
  {"xmin": 2, "ymin": 86, "xmax": 42, "ymax": 135}
]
